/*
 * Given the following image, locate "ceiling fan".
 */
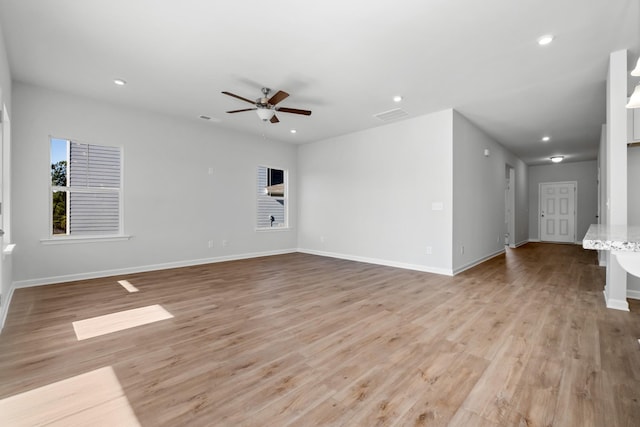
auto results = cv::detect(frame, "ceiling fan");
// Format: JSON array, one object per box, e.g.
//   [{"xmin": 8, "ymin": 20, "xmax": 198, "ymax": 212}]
[{"xmin": 222, "ymin": 87, "xmax": 312, "ymax": 123}]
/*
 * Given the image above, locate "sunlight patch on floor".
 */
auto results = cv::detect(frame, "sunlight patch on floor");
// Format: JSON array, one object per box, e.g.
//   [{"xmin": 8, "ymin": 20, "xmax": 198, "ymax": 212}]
[
  {"xmin": 118, "ymin": 279, "xmax": 139, "ymax": 293},
  {"xmin": 0, "ymin": 366, "xmax": 141, "ymax": 426},
  {"xmin": 72, "ymin": 304, "xmax": 173, "ymax": 340}
]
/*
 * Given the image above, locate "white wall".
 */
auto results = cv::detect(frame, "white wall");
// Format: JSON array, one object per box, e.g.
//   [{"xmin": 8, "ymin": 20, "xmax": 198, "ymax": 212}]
[
  {"xmin": 0, "ymin": 20, "xmax": 12, "ymax": 328},
  {"xmin": 12, "ymin": 83, "xmax": 298, "ymax": 285},
  {"xmin": 298, "ymin": 110, "xmax": 454, "ymax": 274},
  {"xmin": 629, "ymin": 146, "xmax": 640, "ymax": 224},
  {"xmin": 514, "ymin": 158, "xmax": 529, "ymax": 246},
  {"xmin": 0, "ymin": 26, "xmax": 10, "ymax": 112},
  {"xmin": 527, "ymin": 161, "xmax": 598, "ymax": 242},
  {"xmin": 452, "ymin": 111, "xmax": 528, "ymax": 273},
  {"xmin": 628, "ymin": 146, "xmax": 640, "ymax": 295}
]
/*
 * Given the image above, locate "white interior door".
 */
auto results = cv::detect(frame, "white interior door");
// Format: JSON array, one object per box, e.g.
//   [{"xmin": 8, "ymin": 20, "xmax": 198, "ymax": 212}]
[{"xmin": 540, "ymin": 182, "xmax": 576, "ymax": 243}]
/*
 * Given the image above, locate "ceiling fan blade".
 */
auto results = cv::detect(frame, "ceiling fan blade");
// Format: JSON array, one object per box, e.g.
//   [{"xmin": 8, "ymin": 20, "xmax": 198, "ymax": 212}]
[
  {"xmin": 268, "ymin": 90, "xmax": 289, "ymax": 106},
  {"xmin": 277, "ymin": 107, "xmax": 312, "ymax": 116},
  {"xmin": 226, "ymin": 108, "xmax": 257, "ymax": 113},
  {"xmin": 270, "ymin": 114, "xmax": 280, "ymax": 123},
  {"xmin": 222, "ymin": 91, "xmax": 256, "ymax": 105}
]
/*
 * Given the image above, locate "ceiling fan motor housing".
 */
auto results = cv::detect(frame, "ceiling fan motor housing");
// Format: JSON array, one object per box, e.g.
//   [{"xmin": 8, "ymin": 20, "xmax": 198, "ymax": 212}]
[{"xmin": 259, "ymin": 87, "xmax": 271, "ymax": 105}]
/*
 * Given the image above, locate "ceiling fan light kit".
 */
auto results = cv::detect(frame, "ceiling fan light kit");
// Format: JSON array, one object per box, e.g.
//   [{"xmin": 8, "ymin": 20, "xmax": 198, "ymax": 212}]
[
  {"xmin": 256, "ymin": 108, "xmax": 275, "ymax": 121},
  {"xmin": 631, "ymin": 57, "xmax": 640, "ymax": 77},
  {"xmin": 222, "ymin": 87, "xmax": 312, "ymax": 123},
  {"xmin": 627, "ymin": 84, "xmax": 640, "ymax": 109}
]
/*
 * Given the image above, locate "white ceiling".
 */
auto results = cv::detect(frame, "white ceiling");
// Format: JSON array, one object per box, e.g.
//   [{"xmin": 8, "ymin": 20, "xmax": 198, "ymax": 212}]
[{"xmin": 0, "ymin": 0, "xmax": 638, "ymax": 165}]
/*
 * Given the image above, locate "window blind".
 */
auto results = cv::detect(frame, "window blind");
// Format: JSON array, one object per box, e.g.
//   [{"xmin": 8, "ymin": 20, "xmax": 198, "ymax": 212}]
[{"xmin": 68, "ymin": 142, "xmax": 121, "ymax": 235}]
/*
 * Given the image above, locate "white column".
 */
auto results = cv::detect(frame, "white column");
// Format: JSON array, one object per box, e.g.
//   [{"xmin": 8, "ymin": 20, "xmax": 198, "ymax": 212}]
[
  {"xmin": 604, "ymin": 49, "xmax": 629, "ymax": 311},
  {"xmin": 598, "ymin": 124, "xmax": 607, "ymax": 267}
]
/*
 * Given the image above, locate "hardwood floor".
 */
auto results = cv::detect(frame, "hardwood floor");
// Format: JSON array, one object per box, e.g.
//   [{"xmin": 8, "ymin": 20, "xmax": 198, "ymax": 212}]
[{"xmin": 1, "ymin": 243, "xmax": 639, "ymax": 426}]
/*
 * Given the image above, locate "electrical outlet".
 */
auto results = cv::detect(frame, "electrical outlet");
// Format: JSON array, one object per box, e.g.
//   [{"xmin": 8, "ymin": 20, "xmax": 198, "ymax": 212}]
[
  {"xmin": 320, "ymin": 236, "xmax": 325, "ymax": 243},
  {"xmin": 208, "ymin": 240, "xmax": 214, "ymax": 249},
  {"xmin": 208, "ymin": 167, "xmax": 214, "ymax": 175},
  {"xmin": 460, "ymin": 245, "xmax": 465, "ymax": 255},
  {"xmin": 426, "ymin": 246, "xmax": 432, "ymax": 255},
  {"xmin": 222, "ymin": 240, "xmax": 228, "ymax": 247}
]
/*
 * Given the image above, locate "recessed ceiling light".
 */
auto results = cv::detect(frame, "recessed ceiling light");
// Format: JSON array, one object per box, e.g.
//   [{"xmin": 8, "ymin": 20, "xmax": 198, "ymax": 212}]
[
  {"xmin": 113, "ymin": 78, "xmax": 127, "ymax": 86},
  {"xmin": 538, "ymin": 35, "xmax": 554, "ymax": 46},
  {"xmin": 541, "ymin": 136, "xmax": 550, "ymax": 142},
  {"xmin": 550, "ymin": 156, "xmax": 564, "ymax": 163},
  {"xmin": 393, "ymin": 95, "xmax": 403, "ymax": 103},
  {"xmin": 290, "ymin": 129, "xmax": 297, "ymax": 134}
]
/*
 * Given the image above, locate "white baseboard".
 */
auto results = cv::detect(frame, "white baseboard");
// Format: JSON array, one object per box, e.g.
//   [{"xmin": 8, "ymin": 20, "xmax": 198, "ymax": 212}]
[
  {"xmin": 0, "ymin": 284, "xmax": 15, "ymax": 334},
  {"xmin": 452, "ymin": 248, "xmax": 506, "ymax": 275},
  {"xmin": 0, "ymin": 243, "xmax": 16, "ymax": 333},
  {"xmin": 627, "ymin": 289, "xmax": 640, "ymax": 300},
  {"xmin": 297, "ymin": 248, "xmax": 454, "ymax": 276},
  {"xmin": 13, "ymin": 248, "xmax": 298, "ymax": 290},
  {"xmin": 603, "ymin": 290, "xmax": 630, "ymax": 311},
  {"xmin": 514, "ymin": 240, "xmax": 529, "ymax": 248},
  {"xmin": 528, "ymin": 239, "xmax": 582, "ymax": 245}
]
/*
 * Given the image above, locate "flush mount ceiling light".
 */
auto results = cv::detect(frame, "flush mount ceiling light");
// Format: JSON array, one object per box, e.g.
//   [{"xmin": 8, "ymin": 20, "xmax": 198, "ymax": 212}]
[
  {"xmin": 537, "ymin": 35, "xmax": 554, "ymax": 46},
  {"xmin": 550, "ymin": 156, "xmax": 564, "ymax": 163},
  {"xmin": 113, "ymin": 78, "xmax": 127, "ymax": 86},
  {"xmin": 393, "ymin": 95, "xmax": 403, "ymax": 103},
  {"xmin": 290, "ymin": 129, "xmax": 297, "ymax": 134},
  {"xmin": 256, "ymin": 107, "xmax": 275, "ymax": 122},
  {"xmin": 541, "ymin": 136, "xmax": 551, "ymax": 142}
]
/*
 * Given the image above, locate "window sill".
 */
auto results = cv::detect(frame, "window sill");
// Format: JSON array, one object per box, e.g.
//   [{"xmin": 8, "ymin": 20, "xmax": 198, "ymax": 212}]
[
  {"xmin": 255, "ymin": 227, "xmax": 292, "ymax": 233},
  {"xmin": 41, "ymin": 235, "xmax": 133, "ymax": 245}
]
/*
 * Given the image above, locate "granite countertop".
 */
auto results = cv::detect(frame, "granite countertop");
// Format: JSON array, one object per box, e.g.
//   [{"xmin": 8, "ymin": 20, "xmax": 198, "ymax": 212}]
[{"xmin": 582, "ymin": 224, "xmax": 640, "ymax": 252}]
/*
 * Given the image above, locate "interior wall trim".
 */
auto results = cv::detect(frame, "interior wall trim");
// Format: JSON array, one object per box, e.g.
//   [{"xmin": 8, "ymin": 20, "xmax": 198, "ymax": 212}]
[
  {"xmin": 0, "ymin": 285, "xmax": 15, "ymax": 333},
  {"xmin": 297, "ymin": 248, "xmax": 454, "ymax": 276},
  {"xmin": 627, "ymin": 289, "xmax": 640, "ymax": 300},
  {"xmin": 12, "ymin": 248, "xmax": 298, "ymax": 290},
  {"xmin": 452, "ymin": 248, "xmax": 506, "ymax": 275}
]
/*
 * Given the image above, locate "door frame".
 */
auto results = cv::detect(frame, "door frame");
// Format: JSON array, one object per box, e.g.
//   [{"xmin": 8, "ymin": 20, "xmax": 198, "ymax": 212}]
[
  {"xmin": 538, "ymin": 181, "xmax": 577, "ymax": 243},
  {"xmin": 505, "ymin": 165, "xmax": 515, "ymax": 248}
]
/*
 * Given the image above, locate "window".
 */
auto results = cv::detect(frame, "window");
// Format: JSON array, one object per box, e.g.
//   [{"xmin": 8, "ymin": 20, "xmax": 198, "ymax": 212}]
[
  {"xmin": 50, "ymin": 138, "xmax": 122, "ymax": 237},
  {"xmin": 257, "ymin": 166, "xmax": 287, "ymax": 228}
]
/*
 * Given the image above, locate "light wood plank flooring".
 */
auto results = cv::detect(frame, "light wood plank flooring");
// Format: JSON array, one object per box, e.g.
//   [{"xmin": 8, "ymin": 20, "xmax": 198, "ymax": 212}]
[{"xmin": 1, "ymin": 243, "xmax": 639, "ymax": 426}]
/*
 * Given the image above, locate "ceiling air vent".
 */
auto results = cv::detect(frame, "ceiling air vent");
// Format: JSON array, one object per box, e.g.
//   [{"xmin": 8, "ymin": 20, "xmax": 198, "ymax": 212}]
[{"xmin": 373, "ymin": 108, "xmax": 409, "ymax": 122}]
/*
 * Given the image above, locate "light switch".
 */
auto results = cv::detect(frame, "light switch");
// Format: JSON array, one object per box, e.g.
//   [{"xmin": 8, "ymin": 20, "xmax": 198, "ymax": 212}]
[{"xmin": 431, "ymin": 202, "xmax": 444, "ymax": 211}]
